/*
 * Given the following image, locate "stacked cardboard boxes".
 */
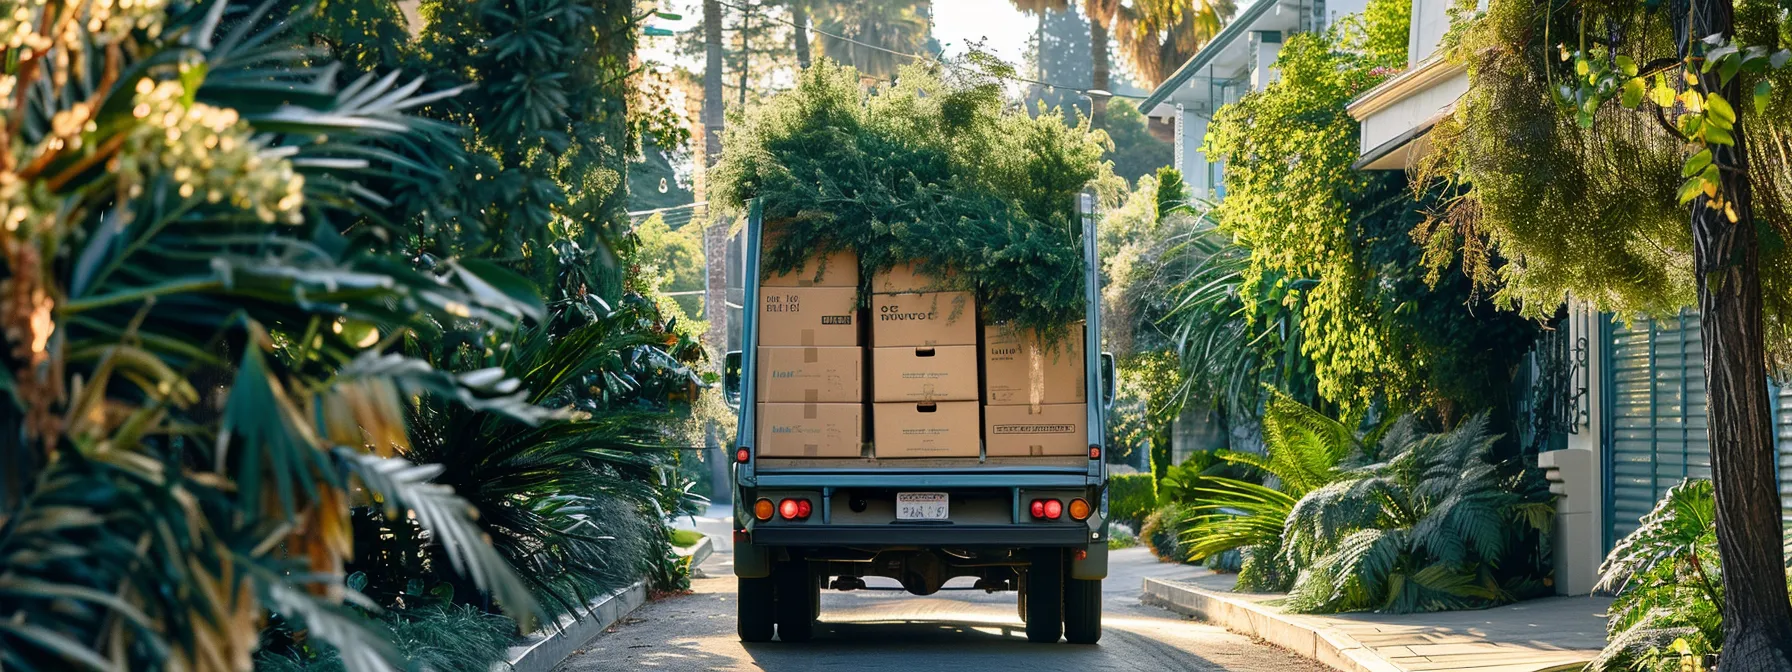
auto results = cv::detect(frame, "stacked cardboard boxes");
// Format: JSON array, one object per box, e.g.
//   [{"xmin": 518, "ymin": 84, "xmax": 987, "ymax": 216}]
[
  {"xmin": 871, "ymin": 264, "xmax": 980, "ymax": 458},
  {"xmin": 981, "ymin": 323, "xmax": 1088, "ymax": 457},
  {"xmin": 756, "ymin": 245, "xmax": 865, "ymax": 458}
]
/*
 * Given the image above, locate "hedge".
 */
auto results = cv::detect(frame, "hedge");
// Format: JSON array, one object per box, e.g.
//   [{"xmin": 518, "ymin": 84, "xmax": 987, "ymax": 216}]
[{"xmin": 1108, "ymin": 473, "xmax": 1158, "ymax": 529}]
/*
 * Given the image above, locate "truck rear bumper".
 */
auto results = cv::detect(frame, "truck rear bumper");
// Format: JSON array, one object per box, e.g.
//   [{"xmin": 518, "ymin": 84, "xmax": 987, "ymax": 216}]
[{"xmin": 749, "ymin": 523, "xmax": 1090, "ymax": 548}]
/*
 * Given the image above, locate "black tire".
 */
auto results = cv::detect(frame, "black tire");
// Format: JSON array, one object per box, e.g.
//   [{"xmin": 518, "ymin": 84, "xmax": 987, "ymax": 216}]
[
  {"xmin": 738, "ymin": 576, "xmax": 776, "ymax": 643},
  {"xmin": 1024, "ymin": 549, "xmax": 1063, "ymax": 643},
  {"xmin": 775, "ymin": 562, "xmax": 816, "ymax": 642},
  {"xmin": 1064, "ymin": 576, "xmax": 1102, "ymax": 644}
]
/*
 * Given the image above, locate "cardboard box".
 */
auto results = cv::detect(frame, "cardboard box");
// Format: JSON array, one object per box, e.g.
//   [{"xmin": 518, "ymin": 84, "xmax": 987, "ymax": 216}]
[
  {"xmin": 757, "ymin": 403, "xmax": 865, "ymax": 458},
  {"xmin": 871, "ymin": 345, "xmax": 978, "ymax": 402},
  {"xmin": 871, "ymin": 262, "xmax": 954, "ymax": 294},
  {"xmin": 874, "ymin": 401, "xmax": 980, "ymax": 458},
  {"xmin": 758, "ymin": 347, "xmax": 862, "ymax": 403},
  {"xmin": 983, "ymin": 323, "xmax": 1086, "ymax": 406},
  {"xmin": 762, "ymin": 244, "xmax": 859, "ymax": 287},
  {"xmin": 758, "ymin": 286, "xmax": 859, "ymax": 346},
  {"xmin": 984, "ymin": 404, "xmax": 1088, "ymax": 457},
  {"xmin": 871, "ymin": 291, "xmax": 977, "ymax": 347}
]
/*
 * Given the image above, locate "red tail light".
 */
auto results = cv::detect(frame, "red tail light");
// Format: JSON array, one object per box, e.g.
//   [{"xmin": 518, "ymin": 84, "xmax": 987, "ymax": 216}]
[
  {"xmin": 1089, "ymin": 445, "xmax": 1101, "ymax": 460},
  {"xmin": 1029, "ymin": 498, "xmax": 1063, "ymax": 520},
  {"xmin": 778, "ymin": 498, "xmax": 812, "ymax": 520},
  {"xmin": 1030, "ymin": 499, "xmax": 1045, "ymax": 518},
  {"xmin": 736, "ymin": 448, "xmax": 750, "ymax": 463}
]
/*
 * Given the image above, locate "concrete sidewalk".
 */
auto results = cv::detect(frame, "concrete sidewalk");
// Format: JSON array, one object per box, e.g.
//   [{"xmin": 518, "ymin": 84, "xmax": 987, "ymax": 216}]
[{"xmin": 1142, "ymin": 569, "xmax": 1611, "ymax": 672}]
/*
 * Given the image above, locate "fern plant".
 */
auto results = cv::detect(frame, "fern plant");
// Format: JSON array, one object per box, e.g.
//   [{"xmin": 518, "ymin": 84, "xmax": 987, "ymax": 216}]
[
  {"xmin": 1587, "ymin": 479, "xmax": 1726, "ymax": 672},
  {"xmin": 1277, "ymin": 414, "xmax": 1554, "ymax": 614},
  {"xmin": 1178, "ymin": 390, "xmax": 1364, "ymax": 590}
]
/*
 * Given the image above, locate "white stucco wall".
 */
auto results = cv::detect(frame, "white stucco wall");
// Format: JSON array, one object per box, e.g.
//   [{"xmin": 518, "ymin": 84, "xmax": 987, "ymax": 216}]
[
  {"xmin": 1176, "ymin": 108, "xmax": 1213, "ymax": 198},
  {"xmin": 1408, "ymin": 0, "xmax": 1455, "ymax": 65}
]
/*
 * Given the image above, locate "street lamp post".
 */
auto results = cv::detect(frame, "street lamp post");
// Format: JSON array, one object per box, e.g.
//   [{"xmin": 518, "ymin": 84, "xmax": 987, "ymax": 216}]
[{"xmin": 1080, "ymin": 89, "xmax": 1114, "ymax": 126}]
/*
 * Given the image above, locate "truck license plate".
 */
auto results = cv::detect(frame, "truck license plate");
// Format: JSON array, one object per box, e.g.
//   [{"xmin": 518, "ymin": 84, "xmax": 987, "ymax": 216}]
[{"xmin": 896, "ymin": 492, "xmax": 949, "ymax": 521}]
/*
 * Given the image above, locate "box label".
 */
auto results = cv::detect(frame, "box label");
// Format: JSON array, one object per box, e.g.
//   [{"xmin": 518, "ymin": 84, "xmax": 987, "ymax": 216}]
[
  {"xmin": 758, "ymin": 287, "xmax": 860, "ymax": 347},
  {"xmin": 870, "ymin": 292, "xmax": 976, "ymax": 347}
]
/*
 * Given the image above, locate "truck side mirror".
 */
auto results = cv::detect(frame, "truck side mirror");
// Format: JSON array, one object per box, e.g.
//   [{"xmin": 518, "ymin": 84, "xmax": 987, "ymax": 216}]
[
  {"xmin": 1100, "ymin": 352, "xmax": 1116, "ymax": 410},
  {"xmin": 723, "ymin": 351, "xmax": 743, "ymax": 409}
]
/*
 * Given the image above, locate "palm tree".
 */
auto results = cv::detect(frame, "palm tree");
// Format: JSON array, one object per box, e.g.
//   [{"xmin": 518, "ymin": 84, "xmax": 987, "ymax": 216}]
[
  {"xmin": 1114, "ymin": 0, "xmax": 1240, "ymax": 89},
  {"xmin": 1008, "ymin": 0, "xmax": 1119, "ymax": 127},
  {"xmin": 817, "ymin": 0, "xmax": 933, "ymax": 81},
  {"xmin": 0, "ymin": 2, "xmax": 550, "ymax": 669}
]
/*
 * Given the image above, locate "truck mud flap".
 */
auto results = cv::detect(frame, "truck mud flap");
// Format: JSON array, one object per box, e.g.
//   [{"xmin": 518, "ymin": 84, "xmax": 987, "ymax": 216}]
[
  {"xmin": 1071, "ymin": 541, "xmax": 1107, "ymax": 580},
  {"xmin": 735, "ymin": 534, "xmax": 772, "ymax": 578}
]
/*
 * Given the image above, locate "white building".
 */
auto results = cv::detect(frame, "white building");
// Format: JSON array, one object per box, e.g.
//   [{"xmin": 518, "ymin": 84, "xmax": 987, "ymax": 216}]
[{"xmin": 1139, "ymin": 0, "xmax": 1371, "ymax": 199}]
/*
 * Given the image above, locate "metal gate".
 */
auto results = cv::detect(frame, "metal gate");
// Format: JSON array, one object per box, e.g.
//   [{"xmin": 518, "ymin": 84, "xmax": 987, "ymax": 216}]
[
  {"xmin": 1602, "ymin": 311, "xmax": 1710, "ymax": 551},
  {"xmin": 1777, "ymin": 381, "xmax": 1792, "ymax": 524}
]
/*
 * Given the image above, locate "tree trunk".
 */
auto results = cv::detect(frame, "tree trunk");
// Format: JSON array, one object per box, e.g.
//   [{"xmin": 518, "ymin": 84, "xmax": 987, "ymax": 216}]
[
  {"xmin": 793, "ymin": 3, "xmax": 811, "ymax": 69},
  {"xmin": 738, "ymin": 4, "xmax": 750, "ymax": 107},
  {"xmin": 1089, "ymin": 17, "xmax": 1110, "ymax": 129},
  {"xmin": 703, "ymin": 0, "xmax": 723, "ymax": 167},
  {"xmin": 1689, "ymin": 0, "xmax": 1792, "ymax": 668}
]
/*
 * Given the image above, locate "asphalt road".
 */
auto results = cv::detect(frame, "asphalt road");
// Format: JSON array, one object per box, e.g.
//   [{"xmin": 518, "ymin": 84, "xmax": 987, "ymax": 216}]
[{"xmin": 557, "ymin": 508, "xmax": 1329, "ymax": 672}]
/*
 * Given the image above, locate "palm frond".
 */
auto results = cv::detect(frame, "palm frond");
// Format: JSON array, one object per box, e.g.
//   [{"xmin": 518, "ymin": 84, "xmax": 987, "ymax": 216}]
[{"xmin": 337, "ymin": 451, "xmax": 541, "ymax": 631}]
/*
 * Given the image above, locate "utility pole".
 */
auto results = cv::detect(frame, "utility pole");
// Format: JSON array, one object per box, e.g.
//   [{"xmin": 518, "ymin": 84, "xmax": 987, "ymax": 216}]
[
  {"xmin": 792, "ymin": 1, "xmax": 811, "ymax": 68},
  {"xmin": 701, "ymin": 0, "xmax": 732, "ymax": 505}
]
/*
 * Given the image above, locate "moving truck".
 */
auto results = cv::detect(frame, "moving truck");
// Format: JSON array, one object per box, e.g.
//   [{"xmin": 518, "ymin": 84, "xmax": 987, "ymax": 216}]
[{"xmin": 722, "ymin": 197, "xmax": 1117, "ymax": 645}]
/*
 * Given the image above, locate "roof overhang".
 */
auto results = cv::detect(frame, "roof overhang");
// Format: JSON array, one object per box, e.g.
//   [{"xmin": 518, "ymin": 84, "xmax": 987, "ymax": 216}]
[
  {"xmin": 1347, "ymin": 56, "xmax": 1468, "ymax": 170},
  {"xmin": 1138, "ymin": 0, "xmax": 1284, "ymax": 116}
]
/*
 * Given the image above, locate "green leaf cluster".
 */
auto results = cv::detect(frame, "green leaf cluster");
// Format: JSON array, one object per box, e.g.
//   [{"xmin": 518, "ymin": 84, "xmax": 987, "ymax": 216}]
[
  {"xmin": 1586, "ymin": 480, "xmax": 1729, "ymax": 672},
  {"xmin": 1421, "ymin": 0, "xmax": 1792, "ymax": 369},
  {"xmin": 709, "ymin": 57, "xmax": 1118, "ymax": 339},
  {"xmin": 1200, "ymin": 1, "xmax": 1537, "ymax": 415}
]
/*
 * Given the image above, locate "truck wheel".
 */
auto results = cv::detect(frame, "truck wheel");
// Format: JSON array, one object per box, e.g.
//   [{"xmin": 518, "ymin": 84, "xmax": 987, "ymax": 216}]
[
  {"xmin": 1063, "ymin": 577, "xmax": 1102, "ymax": 644},
  {"xmin": 738, "ymin": 576, "xmax": 775, "ymax": 643},
  {"xmin": 1024, "ymin": 550, "xmax": 1063, "ymax": 643},
  {"xmin": 775, "ymin": 562, "xmax": 816, "ymax": 642}
]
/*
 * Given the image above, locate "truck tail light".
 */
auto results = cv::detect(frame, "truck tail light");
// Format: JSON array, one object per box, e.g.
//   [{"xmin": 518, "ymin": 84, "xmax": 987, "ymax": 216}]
[
  {"xmin": 736, "ymin": 448, "xmax": 750, "ymax": 463},
  {"xmin": 778, "ymin": 498, "xmax": 811, "ymax": 520},
  {"xmin": 1069, "ymin": 498, "xmax": 1091, "ymax": 520},
  {"xmin": 1030, "ymin": 498, "xmax": 1062, "ymax": 520},
  {"xmin": 1029, "ymin": 499, "xmax": 1045, "ymax": 518},
  {"xmin": 1089, "ymin": 445, "xmax": 1101, "ymax": 460},
  {"xmin": 754, "ymin": 498, "xmax": 774, "ymax": 521}
]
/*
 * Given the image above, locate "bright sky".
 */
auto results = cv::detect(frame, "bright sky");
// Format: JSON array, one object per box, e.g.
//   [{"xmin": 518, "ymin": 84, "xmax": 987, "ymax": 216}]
[{"xmin": 930, "ymin": 0, "xmax": 1035, "ymax": 67}]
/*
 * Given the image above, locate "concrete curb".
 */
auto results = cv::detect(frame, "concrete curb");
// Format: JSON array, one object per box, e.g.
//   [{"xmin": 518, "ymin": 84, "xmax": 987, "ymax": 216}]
[
  {"xmin": 1142, "ymin": 578, "xmax": 1398, "ymax": 672},
  {"xmin": 1142, "ymin": 578, "xmax": 1592, "ymax": 672},
  {"xmin": 675, "ymin": 536, "xmax": 714, "ymax": 569},
  {"xmin": 505, "ymin": 580, "xmax": 648, "ymax": 672}
]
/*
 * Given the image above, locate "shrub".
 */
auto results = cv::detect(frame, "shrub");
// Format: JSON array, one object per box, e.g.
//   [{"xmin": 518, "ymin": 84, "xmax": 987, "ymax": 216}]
[
  {"xmin": 1276, "ymin": 414, "xmax": 1554, "ymax": 614},
  {"xmin": 1108, "ymin": 526, "xmax": 1141, "ymax": 550},
  {"xmin": 1142, "ymin": 503, "xmax": 1192, "ymax": 563},
  {"xmin": 1109, "ymin": 474, "xmax": 1160, "ymax": 528}
]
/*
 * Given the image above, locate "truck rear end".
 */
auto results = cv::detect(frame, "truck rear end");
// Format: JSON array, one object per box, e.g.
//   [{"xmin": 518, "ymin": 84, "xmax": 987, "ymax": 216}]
[{"xmin": 723, "ymin": 196, "xmax": 1116, "ymax": 645}]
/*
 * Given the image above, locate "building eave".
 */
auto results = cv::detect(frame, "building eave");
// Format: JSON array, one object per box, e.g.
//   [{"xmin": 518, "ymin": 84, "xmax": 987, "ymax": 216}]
[
  {"xmin": 1346, "ymin": 55, "xmax": 1466, "ymax": 121},
  {"xmin": 1138, "ymin": 0, "xmax": 1281, "ymax": 114}
]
